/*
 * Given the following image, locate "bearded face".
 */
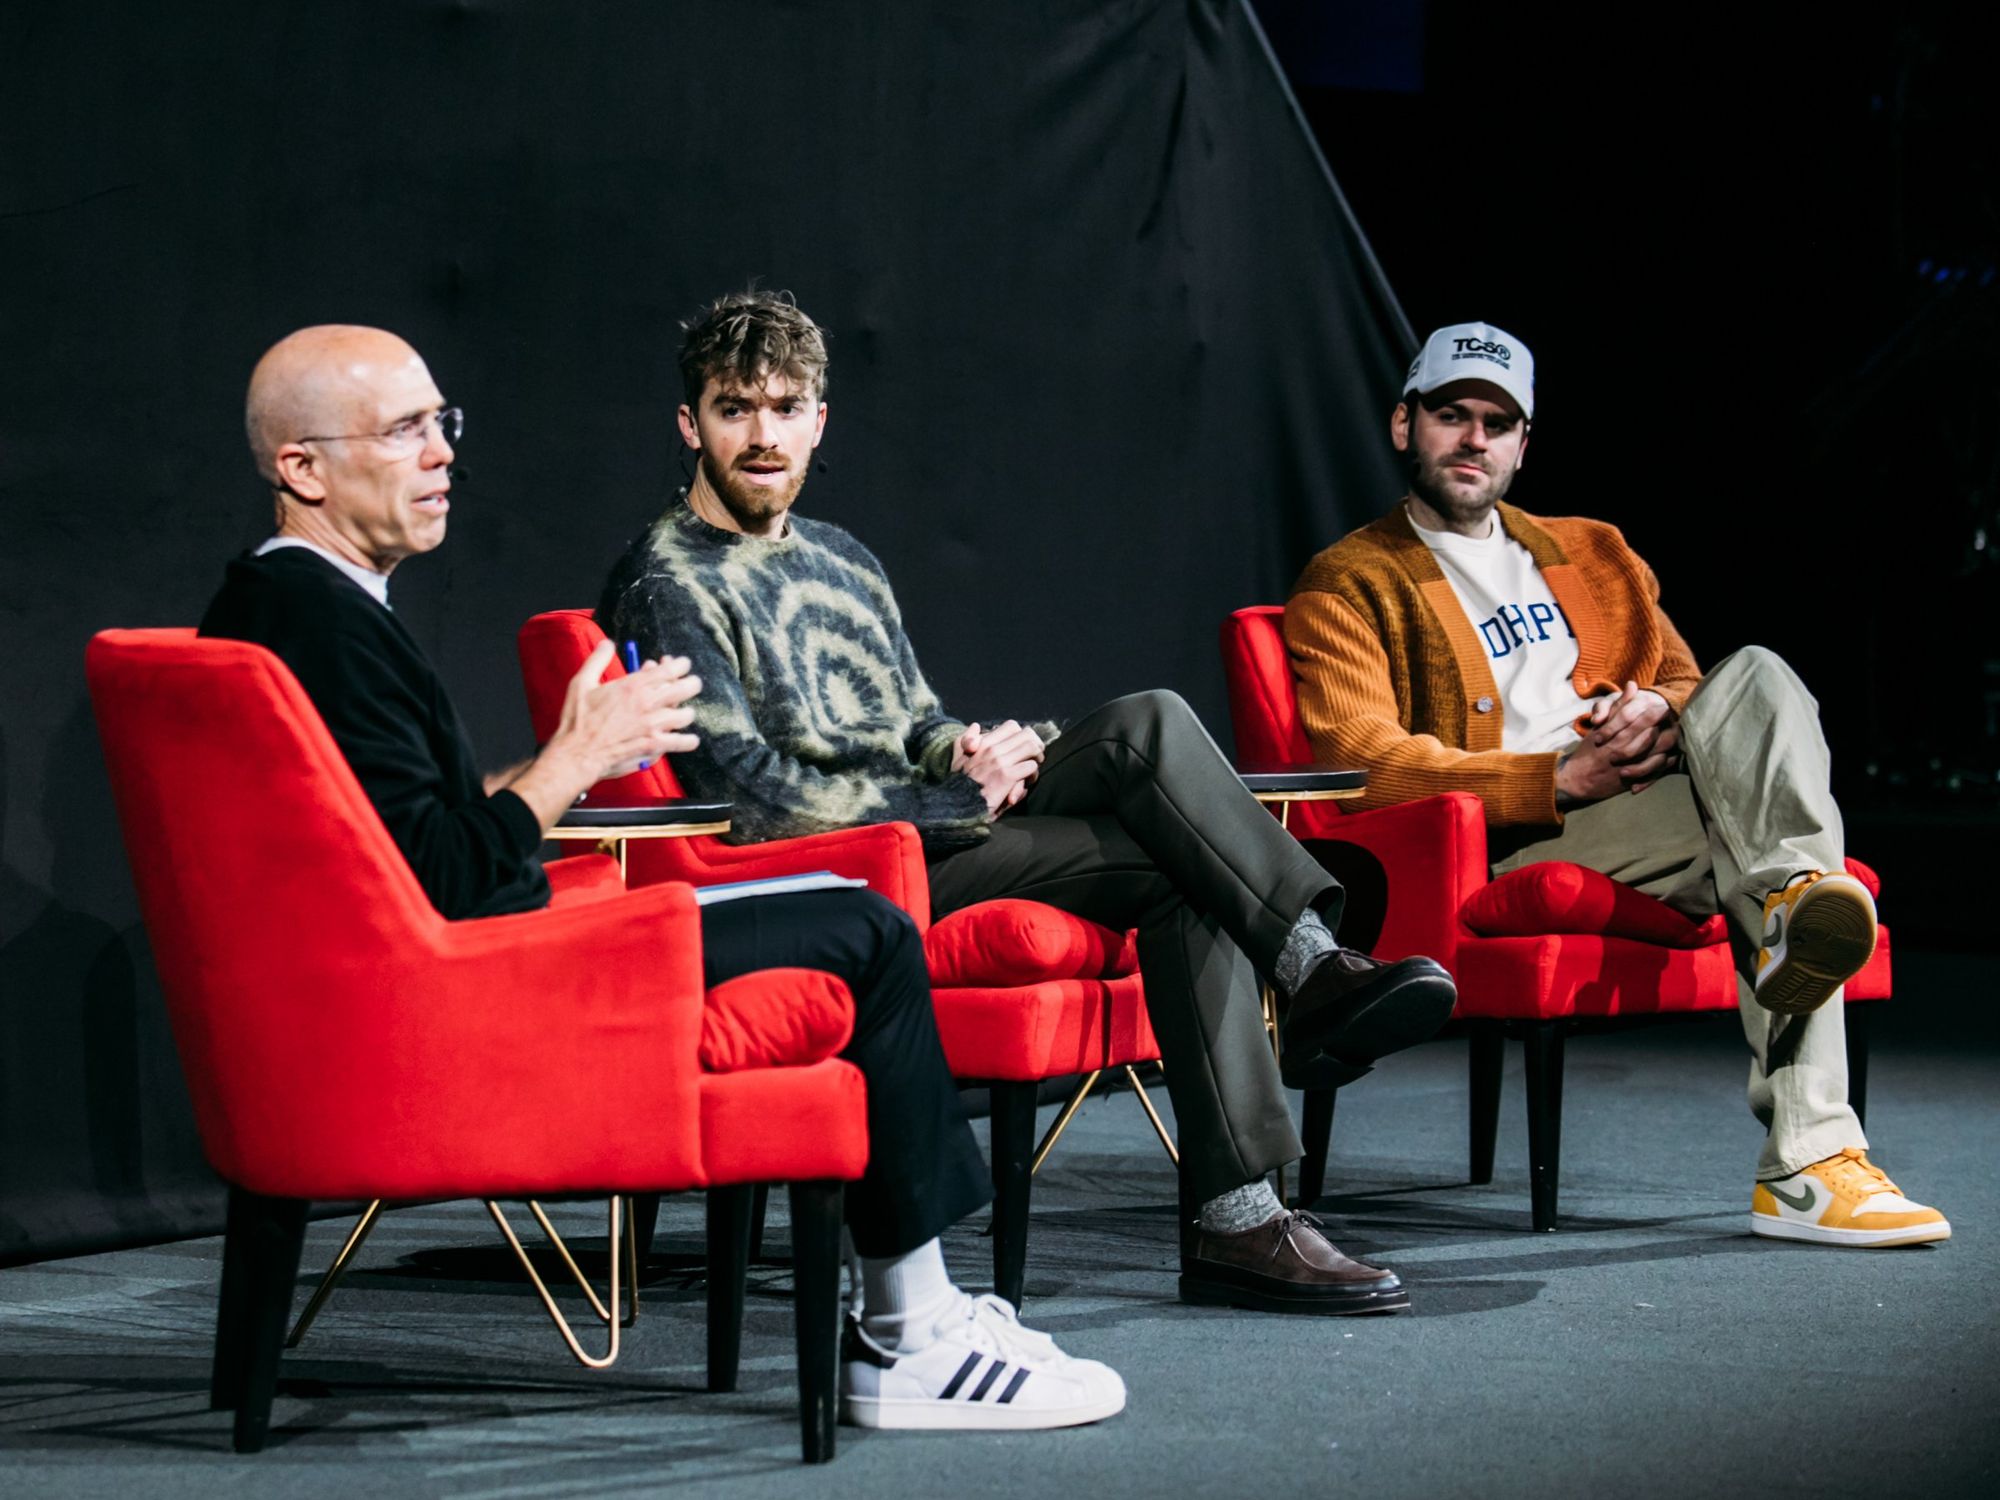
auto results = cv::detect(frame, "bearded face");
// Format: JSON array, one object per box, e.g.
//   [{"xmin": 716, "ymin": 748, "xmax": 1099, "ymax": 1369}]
[
  {"xmin": 679, "ymin": 372, "xmax": 826, "ymax": 534},
  {"xmin": 1396, "ymin": 390, "xmax": 1528, "ymax": 529},
  {"xmin": 699, "ymin": 440, "xmax": 808, "ymax": 527}
]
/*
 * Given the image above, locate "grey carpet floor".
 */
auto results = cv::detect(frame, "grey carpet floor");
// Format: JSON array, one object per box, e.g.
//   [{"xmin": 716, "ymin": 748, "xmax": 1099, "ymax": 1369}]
[{"xmin": 3, "ymin": 948, "xmax": 1995, "ymax": 1499}]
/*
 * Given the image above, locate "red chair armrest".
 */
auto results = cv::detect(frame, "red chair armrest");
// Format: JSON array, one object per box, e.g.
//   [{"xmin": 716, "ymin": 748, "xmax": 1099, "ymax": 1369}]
[
  {"xmin": 207, "ymin": 881, "xmax": 712, "ymax": 1198},
  {"xmin": 543, "ymin": 852, "xmax": 625, "ymax": 906},
  {"xmin": 1295, "ymin": 792, "xmax": 1489, "ymax": 969},
  {"xmin": 630, "ymin": 820, "xmax": 931, "ymax": 930}
]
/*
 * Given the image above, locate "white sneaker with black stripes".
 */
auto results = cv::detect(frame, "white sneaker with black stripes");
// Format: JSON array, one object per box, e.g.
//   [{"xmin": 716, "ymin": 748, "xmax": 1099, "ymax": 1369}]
[{"xmin": 840, "ymin": 1292, "xmax": 1126, "ymax": 1430}]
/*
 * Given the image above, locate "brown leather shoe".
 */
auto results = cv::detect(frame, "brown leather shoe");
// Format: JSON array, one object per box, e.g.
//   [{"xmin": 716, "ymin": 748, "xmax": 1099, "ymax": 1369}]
[{"xmin": 1180, "ymin": 1210, "xmax": 1410, "ymax": 1315}]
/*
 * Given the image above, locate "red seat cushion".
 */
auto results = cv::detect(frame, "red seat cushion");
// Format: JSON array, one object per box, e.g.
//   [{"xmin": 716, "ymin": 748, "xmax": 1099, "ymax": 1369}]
[
  {"xmin": 1455, "ymin": 933, "xmax": 1738, "ymax": 1019},
  {"xmin": 699, "ymin": 1059, "xmax": 869, "ymax": 1185},
  {"xmin": 700, "ymin": 969, "xmax": 855, "ymax": 1072},
  {"xmin": 1463, "ymin": 856, "xmax": 1887, "ymax": 952},
  {"xmin": 925, "ymin": 899, "xmax": 1134, "ymax": 985},
  {"xmin": 1463, "ymin": 861, "xmax": 1725, "ymax": 948},
  {"xmin": 932, "ymin": 974, "xmax": 1156, "ymax": 1080}
]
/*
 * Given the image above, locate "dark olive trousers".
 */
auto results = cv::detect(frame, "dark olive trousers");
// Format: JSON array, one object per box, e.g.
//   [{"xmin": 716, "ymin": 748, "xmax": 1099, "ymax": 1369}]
[{"xmin": 926, "ymin": 690, "xmax": 1340, "ymax": 1202}]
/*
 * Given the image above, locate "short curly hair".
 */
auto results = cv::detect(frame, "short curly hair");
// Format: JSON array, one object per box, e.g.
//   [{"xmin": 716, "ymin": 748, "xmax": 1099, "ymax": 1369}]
[{"xmin": 678, "ymin": 288, "xmax": 829, "ymax": 408}]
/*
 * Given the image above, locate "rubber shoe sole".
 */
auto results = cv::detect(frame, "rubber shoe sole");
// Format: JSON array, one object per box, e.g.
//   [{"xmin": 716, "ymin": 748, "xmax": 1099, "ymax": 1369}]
[
  {"xmin": 1755, "ymin": 879, "xmax": 1877, "ymax": 1016},
  {"xmin": 1178, "ymin": 1269, "xmax": 1412, "ymax": 1316},
  {"xmin": 1749, "ymin": 1211, "xmax": 1951, "ymax": 1248},
  {"xmin": 841, "ymin": 1387, "xmax": 1127, "ymax": 1430}
]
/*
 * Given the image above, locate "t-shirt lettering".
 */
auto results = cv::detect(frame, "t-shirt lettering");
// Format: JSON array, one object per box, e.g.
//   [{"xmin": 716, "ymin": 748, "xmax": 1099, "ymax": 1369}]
[{"xmin": 1408, "ymin": 509, "xmax": 1591, "ymax": 754}]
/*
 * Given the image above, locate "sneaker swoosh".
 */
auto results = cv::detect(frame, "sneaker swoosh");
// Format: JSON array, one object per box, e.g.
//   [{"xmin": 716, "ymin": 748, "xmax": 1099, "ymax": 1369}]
[
  {"xmin": 1767, "ymin": 1181, "xmax": 1816, "ymax": 1212},
  {"xmin": 1761, "ymin": 912, "xmax": 1786, "ymax": 950}
]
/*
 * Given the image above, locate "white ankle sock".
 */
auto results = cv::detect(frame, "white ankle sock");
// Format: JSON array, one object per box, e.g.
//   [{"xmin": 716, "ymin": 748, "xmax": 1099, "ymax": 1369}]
[{"xmin": 859, "ymin": 1238, "xmax": 960, "ymax": 1353}]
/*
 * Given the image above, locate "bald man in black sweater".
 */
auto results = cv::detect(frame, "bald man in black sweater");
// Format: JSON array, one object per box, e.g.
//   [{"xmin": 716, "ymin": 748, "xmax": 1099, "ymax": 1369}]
[{"xmin": 198, "ymin": 324, "xmax": 1125, "ymax": 1432}]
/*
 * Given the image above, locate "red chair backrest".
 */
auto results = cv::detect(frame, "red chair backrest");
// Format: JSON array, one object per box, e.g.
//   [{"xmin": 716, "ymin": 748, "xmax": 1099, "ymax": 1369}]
[
  {"xmin": 517, "ymin": 609, "xmax": 691, "ymax": 802},
  {"xmin": 87, "ymin": 627, "xmax": 712, "ymax": 1199},
  {"xmin": 1219, "ymin": 606, "xmax": 1315, "ymax": 766},
  {"xmin": 88, "ymin": 629, "xmax": 443, "ymax": 985},
  {"xmin": 87, "ymin": 630, "xmax": 446, "ymax": 1183}
]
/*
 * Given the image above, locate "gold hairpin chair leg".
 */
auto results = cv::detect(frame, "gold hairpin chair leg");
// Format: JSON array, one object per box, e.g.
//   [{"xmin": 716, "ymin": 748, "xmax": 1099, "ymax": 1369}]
[
  {"xmin": 523, "ymin": 1200, "xmax": 639, "ymax": 1329},
  {"xmin": 286, "ymin": 1199, "xmax": 385, "ymax": 1348},
  {"xmin": 486, "ymin": 1197, "xmax": 629, "ymax": 1370},
  {"xmin": 1123, "ymin": 1065, "xmax": 1179, "ymax": 1165},
  {"xmin": 1030, "ymin": 1065, "xmax": 1180, "ymax": 1177},
  {"xmin": 1030, "ymin": 1070, "xmax": 1102, "ymax": 1175},
  {"xmin": 288, "ymin": 1196, "xmax": 638, "ymax": 1365}
]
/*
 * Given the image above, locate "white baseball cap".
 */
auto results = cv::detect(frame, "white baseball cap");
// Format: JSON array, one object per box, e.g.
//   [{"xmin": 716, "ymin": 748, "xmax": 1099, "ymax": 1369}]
[{"xmin": 1403, "ymin": 321, "xmax": 1535, "ymax": 419}]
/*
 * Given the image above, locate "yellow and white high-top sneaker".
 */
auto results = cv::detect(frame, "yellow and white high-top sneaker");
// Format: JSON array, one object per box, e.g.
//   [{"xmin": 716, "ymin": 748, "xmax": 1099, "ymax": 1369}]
[
  {"xmin": 1753, "ymin": 871, "xmax": 1877, "ymax": 1016},
  {"xmin": 1751, "ymin": 1149, "xmax": 1950, "ymax": 1247}
]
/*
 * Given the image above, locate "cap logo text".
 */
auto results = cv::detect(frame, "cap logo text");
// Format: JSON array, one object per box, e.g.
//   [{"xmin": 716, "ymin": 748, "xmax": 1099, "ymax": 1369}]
[{"xmin": 1451, "ymin": 337, "xmax": 1512, "ymax": 364}]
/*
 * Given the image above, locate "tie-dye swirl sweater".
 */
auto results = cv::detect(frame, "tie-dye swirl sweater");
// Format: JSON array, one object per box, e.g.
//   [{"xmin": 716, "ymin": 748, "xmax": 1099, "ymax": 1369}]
[{"xmin": 597, "ymin": 497, "xmax": 1000, "ymax": 849}]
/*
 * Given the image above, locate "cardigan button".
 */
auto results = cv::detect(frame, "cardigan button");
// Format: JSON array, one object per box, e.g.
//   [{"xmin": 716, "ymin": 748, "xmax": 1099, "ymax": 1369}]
[{"xmin": 1475, "ymin": 696, "xmax": 1494, "ymax": 713}]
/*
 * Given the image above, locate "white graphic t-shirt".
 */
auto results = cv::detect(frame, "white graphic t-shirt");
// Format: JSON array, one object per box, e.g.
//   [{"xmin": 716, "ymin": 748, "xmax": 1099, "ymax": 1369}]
[{"xmin": 1408, "ymin": 509, "xmax": 1589, "ymax": 754}]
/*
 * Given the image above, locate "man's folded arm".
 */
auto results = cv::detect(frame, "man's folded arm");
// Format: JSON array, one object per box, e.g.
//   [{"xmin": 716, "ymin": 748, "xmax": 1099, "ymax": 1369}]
[
  {"xmin": 1286, "ymin": 591, "xmax": 1562, "ymax": 828},
  {"xmin": 1640, "ymin": 558, "xmax": 1704, "ymax": 714},
  {"xmin": 282, "ymin": 629, "xmax": 543, "ymax": 917}
]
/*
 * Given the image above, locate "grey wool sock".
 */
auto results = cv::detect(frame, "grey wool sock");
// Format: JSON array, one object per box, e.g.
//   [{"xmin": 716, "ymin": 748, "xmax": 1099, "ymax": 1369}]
[
  {"xmin": 1200, "ymin": 1178, "xmax": 1285, "ymax": 1234},
  {"xmin": 1274, "ymin": 906, "xmax": 1339, "ymax": 997}
]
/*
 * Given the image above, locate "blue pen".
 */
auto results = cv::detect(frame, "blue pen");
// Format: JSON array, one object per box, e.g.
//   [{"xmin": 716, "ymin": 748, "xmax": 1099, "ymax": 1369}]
[{"xmin": 622, "ymin": 641, "xmax": 652, "ymax": 770}]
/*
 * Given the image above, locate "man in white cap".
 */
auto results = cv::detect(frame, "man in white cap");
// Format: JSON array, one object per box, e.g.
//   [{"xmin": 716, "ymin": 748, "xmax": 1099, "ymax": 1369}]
[{"xmin": 1283, "ymin": 321, "xmax": 1948, "ymax": 1247}]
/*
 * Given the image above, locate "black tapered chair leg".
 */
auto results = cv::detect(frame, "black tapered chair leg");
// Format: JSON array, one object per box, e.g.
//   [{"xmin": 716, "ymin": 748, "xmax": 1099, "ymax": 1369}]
[
  {"xmin": 789, "ymin": 1180, "xmax": 844, "ymax": 1464},
  {"xmin": 749, "ymin": 1182, "xmax": 770, "ymax": 1262},
  {"xmin": 226, "ymin": 1188, "xmax": 309, "ymax": 1453},
  {"xmin": 1469, "ymin": 1023, "xmax": 1504, "ymax": 1185},
  {"xmin": 1294, "ymin": 1088, "xmax": 1337, "ymax": 1207},
  {"xmin": 209, "ymin": 1187, "xmax": 257, "ymax": 1411},
  {"xmin": 630, "ymin": 1193, "xmax": 663, "ymax": 1262},
  {"xmin": 988, "ymin": 1081, "xmax": 1038, "ymax": 1309},
  {"xmin": 1521, "ymin": 1023, "xmax": 1566, "ymax": 1232},
  {"xmin": 1177, "ymin": 1155, "xmax": 1199, "ymax": 1259},
  {"xmin": 706, "ymin": 1184, "xmax": 756, "ymax": 1393},
  {"xmin": 1847, "ymin": 1002, "xmax": 1871, "ymax": 1131}
]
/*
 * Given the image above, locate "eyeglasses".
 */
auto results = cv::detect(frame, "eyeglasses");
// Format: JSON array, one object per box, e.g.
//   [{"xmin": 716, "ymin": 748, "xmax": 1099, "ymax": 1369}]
[{"xmin": 298, "ymin": 406, "xmax": 463, "ymax": 457}]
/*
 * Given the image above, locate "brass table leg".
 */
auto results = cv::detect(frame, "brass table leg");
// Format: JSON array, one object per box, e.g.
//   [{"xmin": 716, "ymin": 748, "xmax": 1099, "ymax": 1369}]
[{"xmin": 1270, "ymin": 798, "xmax": 1292, "ymax": 1204}]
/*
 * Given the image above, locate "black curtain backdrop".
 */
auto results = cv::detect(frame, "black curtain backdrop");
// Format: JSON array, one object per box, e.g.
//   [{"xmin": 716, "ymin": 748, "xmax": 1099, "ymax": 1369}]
[{"xmin": 0, "ymin": 1, "xmax": 1411, "ymax": 1263}]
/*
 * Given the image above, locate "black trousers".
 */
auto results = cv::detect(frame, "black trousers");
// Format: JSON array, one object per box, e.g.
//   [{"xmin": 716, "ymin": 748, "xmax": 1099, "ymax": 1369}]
[
  {"xmin": 699, "ymin": 887, "xmax": 991, "ymax": 1258},
  {"xmin": 927, "ymin": 690, "xmax": 1340, "ymax": 1203}
]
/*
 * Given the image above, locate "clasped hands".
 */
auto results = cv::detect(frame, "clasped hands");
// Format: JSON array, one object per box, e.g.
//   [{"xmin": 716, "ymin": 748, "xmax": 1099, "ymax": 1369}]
[
  {"xmin": 952, "ymin": 719, "xmax": 1045, "ymax": 816},
  {"xmin": 1554, "ymin": 679, "xmax": 1680, "ymax": 808}
]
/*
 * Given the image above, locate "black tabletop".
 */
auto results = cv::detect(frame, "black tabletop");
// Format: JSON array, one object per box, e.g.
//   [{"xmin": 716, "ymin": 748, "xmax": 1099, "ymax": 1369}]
[
  {"xmin": 554, "ymin": 797, "xmax": 734, "ymax": 829},
  {"xmin": 1234, "ymin": 763, "xmax": 1367, "ymax": 794}
]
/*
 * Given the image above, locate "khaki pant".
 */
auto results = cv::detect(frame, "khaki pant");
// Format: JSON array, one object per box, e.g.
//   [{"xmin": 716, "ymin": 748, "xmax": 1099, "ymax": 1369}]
[{"xmin": 1489, "ymin": 647, "xmax": 1864, "ymax": 1179}]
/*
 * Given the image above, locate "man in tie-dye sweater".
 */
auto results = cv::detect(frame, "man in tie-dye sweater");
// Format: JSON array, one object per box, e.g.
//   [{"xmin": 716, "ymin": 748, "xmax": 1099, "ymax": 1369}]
[{"xmin": 599, "ymin": 289, "xmax": 1461, "ymax": 1322}]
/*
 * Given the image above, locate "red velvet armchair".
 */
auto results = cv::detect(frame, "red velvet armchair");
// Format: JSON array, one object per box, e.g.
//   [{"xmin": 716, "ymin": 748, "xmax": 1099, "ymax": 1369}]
[
  {"xmin": 87, "ymin": 629, "xmax": 867, "ymax": 1460},
  {"xmin": 1220, "ymin": 606, "xmax": 1890, "ymax": 1230},
  {"xmin": 518, "ymin": 610, "xmax": 1164, "ymax": 1307}
]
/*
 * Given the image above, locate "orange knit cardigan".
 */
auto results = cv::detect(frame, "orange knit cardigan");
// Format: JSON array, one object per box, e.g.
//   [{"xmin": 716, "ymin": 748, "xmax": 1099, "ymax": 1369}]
[{"xmin": 1284, "ymin": 501, "xmax": 1704, "ymax": 828}]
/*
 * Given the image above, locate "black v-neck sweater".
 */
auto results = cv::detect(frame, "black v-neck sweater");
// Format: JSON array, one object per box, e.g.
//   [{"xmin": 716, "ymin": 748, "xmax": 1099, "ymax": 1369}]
[{"xmin": 199, "ymin": 547, "xmax": 549, "ymax": 919}]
